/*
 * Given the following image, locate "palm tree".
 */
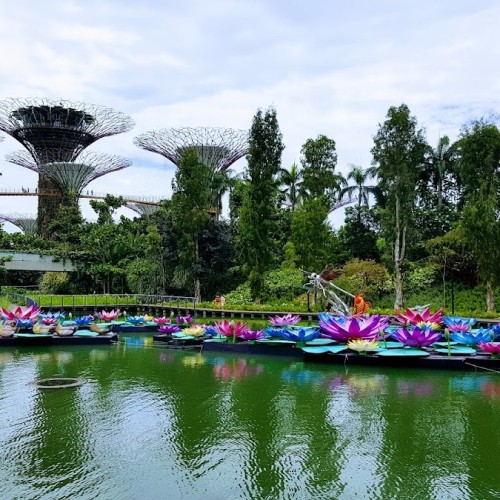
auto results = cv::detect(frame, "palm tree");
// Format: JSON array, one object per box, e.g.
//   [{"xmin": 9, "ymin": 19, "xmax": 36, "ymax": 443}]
[
  {"xmin": 422, "ymin": 136, "xmax": 454, "ymax": 206},
  {"xmin": 276, "ymin": 163, "xmax": 302, "ymax": 210},
  {"xmin": 339, "ymin": 165, "xmax": 378, "ymax": 209},
  {"xmin": 209, "ymin": 168, "xmax": 238, "ymax": 220}
]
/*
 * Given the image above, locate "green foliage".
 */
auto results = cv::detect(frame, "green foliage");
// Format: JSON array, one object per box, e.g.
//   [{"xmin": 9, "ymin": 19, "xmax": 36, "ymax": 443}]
[
  {"xmin": 262, "ymin": 268, "xmax": 304, "ymax": 301},
  {"xmin": 290, "ymin": 197, "xmax": 333, "ymax": 271},
  {"xmin": 404, "ymin": 265, "xmax": 439, "ymax": 294},
  {"xmin": 39, "ymin": 272, "xmax": 71, "ymax": 294},
  {"xmin": 335, "ymin": 258, "xmax": 392, "ymax": 299},
  {"xmin": 300, "ymin": 134, "xmax": 344, "ymax": 201},
  {"xmin": 125, "ymin": 258, "xmax": 162, "ymax": 294},
  {"xmin": 90, "ymin": 195, "xmax": 125, "ymax": 225}
]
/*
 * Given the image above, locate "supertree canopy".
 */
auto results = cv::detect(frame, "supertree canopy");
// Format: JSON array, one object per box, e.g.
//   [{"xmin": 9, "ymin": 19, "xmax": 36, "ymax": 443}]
[
  {"xmin": 125, "ymin": 202, "xmax": 161, "ymax": 217},
  {"xmin": 134, "ymin": 127, "xmax": 249, "ymax": 173},
  {"xmin": 0, "ymin": 214, "xmax": 37, "ymax": 235},
  {"xmin": 0, "ymin": 98, "xmax": 134, "ymax": 164},
  {"xmin": 38, "ymin": 153, "xmax": 132, "ymax": 201}
]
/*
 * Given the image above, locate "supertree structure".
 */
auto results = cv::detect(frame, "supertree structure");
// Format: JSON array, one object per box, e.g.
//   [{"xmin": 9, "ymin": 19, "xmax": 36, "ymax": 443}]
[
  {"xmin": 0, "ymin": 98, "xmax": 134, "ymax": 164},
  {"xmin": 0, "ymin": 98, "xmax": 134, "ymax": 235},
  {"xmin": 134, "ymin": 127, "xmax": 248, "ymax": 173},
  {"xmin": 8, "ymin": 151, "xmax": 131, "ymax": 204},
  {"xmin": 125, "ymin": 202, "xmax": 161, "ymax": 217},
  {"xmin": 0, "ymin": 214, "xmax": 37, "ymax": 235}
]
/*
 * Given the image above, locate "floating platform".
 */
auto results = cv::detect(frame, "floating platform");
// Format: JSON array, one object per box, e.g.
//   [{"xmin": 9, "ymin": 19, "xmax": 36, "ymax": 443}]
[
  {"xmin": 189, "ymin": 340, "xmax": 500, "ymax": 370},
  {"xmin": 0, "ymin": 333, "xmax": 118, "ymax": 346}
]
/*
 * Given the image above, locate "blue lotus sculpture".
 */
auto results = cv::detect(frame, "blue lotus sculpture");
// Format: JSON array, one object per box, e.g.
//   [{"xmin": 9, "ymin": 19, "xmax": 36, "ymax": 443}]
[
  {"xmin": 126, "ymin": 316, "xmax": 145, "ymax": 325},
  {"xmin": 264, "ymin": 326, "xmax": 320, "ymax": 343},
  {"xmin": 450, "ymin": 328, "xmax": 492, "ymax": 346},
  {"xmin": 74, "ymin": 315, "xmax": 94, "ymax": 326}
]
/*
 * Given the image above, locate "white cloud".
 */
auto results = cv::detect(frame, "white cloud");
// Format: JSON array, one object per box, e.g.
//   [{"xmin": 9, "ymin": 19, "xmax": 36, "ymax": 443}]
[{"xmin": 0, "ymin": 0, "xmax": 499, "ymax": 232}]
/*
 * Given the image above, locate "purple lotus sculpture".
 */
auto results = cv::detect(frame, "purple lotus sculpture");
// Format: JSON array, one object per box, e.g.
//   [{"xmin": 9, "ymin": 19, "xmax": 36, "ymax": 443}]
[
  {"xmin": 213, "ymin": 320, "xmax": 249, "ymax": 343},
  {"xmin": 450, "ymin": 328, "xmax": 491, "ymax": 346},
  {"xmin": 444, "ymin": 315, "xmax": 476, "ymax": 333},
  {"xmin": 158, "ymin": 325, "xmax": 181, "ymax": 335},
  {"xmin": 319, "ymin": 314, "xmax": 389, "ymax": 343},
  {"xmin": 0, "ymin": 305, "xmax": 41, "ymax": 321},
  {"xmin": 176, "ymin": 314, "xmax": 193, "ymax": 325},
  {"xmin": 392, "ymin": 326, "xmax": 441, "ymax": 348},
  {"xmin": 239, "ymin": 329, "xmax": 265, "ymax": 341},
  {"xmin": 74, "ymin": 315, "xmax": 94, "ymax": 326},
  {"xmin": 268, "ymin": 314, "xmax": 301, "ymax": 327}
]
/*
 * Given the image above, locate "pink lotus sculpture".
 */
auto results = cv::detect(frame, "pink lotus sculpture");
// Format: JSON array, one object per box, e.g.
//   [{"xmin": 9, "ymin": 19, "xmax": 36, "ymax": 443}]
[
  {"xmin": 1, "ymin": 305, "xmax": 41, "ymax": 321},
  {"xmin": 393, "ymin": 326, "xmax": 441, "ymax": 347},
  {"xmin": 268, "ymin": 314, "xmax": 301, "ymax": 327},
  {"xmin": 319, "ymin": 314, "xmax": 389, "ymax": 342},
  {"xmin": 395, "ymin": 307, "xmax": 443, "ymax": 327},
  {"xmin": 213, "ymin": 320, "xmax": 249, "ymax": 343},
  {"xmin": 96, "ymin": 310, "xmax": 120, "ymax": 321},
  {"xmin": 477, "ymin": 342, "xmax": 500, "ymax": 358},
  {"xmin": 153, "ymin": 317, "xmax": 170, "ymax": 326}
]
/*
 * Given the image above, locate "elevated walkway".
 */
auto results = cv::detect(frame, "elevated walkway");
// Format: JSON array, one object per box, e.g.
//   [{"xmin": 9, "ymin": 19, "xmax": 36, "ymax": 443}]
[{"xmin": 0, "ymin": 251, "xmax": 75, "ymax": 272}]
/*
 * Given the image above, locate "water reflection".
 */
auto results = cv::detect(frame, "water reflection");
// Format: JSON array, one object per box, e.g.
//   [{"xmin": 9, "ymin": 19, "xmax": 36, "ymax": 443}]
[{"xmin": 0, "ymin": 341, "xmax": 499, "ymax": 499}]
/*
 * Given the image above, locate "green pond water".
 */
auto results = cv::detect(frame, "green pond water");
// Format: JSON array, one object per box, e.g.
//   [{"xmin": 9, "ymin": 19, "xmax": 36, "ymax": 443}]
[{"xmin": 1, "ymin": 336, "xmax": 500, "ymax": 499}]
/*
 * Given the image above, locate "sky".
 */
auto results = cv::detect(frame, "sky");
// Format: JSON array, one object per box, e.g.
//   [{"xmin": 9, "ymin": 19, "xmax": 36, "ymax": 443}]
[{"xmin": 0, "ymin": 0, "xmax": 499, "ymax": 231}]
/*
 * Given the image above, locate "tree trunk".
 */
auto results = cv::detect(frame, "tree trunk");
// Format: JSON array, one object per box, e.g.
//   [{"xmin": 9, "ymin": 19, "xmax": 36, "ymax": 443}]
[
  {"xmin": 393, "ymin": 195, "xmax": 406, "ymax": 310},
  {"xmin": 486, "ymin": 281, "xmax": 496, "ymax": 312}
]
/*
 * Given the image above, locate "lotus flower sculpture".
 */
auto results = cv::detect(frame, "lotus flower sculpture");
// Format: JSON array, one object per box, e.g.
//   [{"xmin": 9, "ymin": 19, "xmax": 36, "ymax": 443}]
[
  {"xmin": 392, "ymin": 326, "xmax": 441, "ymax": 348},
  {"xmin": 444, "ymin": 316, "xmax": 476, "ymax": 332},
  {"xmin": 153, "ymin": 317, "xmax": 170, "ymax": 326},
  {"xmin": 39, "ymin": 311, "xmax": 65, "ymax": 323},
  {"xmin": 395, "ymin": 307, "xmax": 443, "ymax": 327},
  {"xmin": 203, "ymin": 325, "xmax": 218, "ymax": 337},
  {"xmin": 492, "ymin": 324, "xmax": 500, "ymax": 340},
  {"xmin": 1, "ymin": 305, "xmax": 41, "ymax": 321},
  {"xmin": 17, "ymin": 318, "xmax": 35, "ymax": 328},
  {"xmin": 96, "ymin": 310, "xmax": 120, "ymax": 321},
  {"xmin": 126, "ymin": 316, "xmax": 145, "ymax": 325},
  {"xmin": 158, "ymin": 324, "xmax": 181, "ymax": 335},
  {"xmin": 450, "ymin": 328, "xmax": 491, "ymax": 346},
  {"xmin": 265, "ymin": 326, "xmax": 320, "ymax": 344},
  {"xmin": 74, "ymin": 315, "xmax": 94, "ymax": 326},
  {"xmin": 90, "ymin": 323, "xmax": 111, "ymax": 335},
  {"xmin": 478, "ymin": 342, "xmax": 500, "ymax": 358},
  {"xmin": 213, "ymin": 320, "xmax": 249, "ymax": 343},
  {"xmin": 347, "ymin": 339, "xmax": 380, "ymax": 354},
  {"xmin": 268, "ymin": 314, "xmax": 301, "ymax": 327},
  {"xmin": 319, "ymin": 314, "xmax": 389, "ymax": 342},
  {"xmin": 181, "ymin": 326, "xmax": 206, "ymax": 337},
  {"xmin": 239, "ymin": 329, "xmax": 265, "ymax": 341},
  {"xmin": 176, "ymin": 315, "xmax": 193, "ymax": 325}
]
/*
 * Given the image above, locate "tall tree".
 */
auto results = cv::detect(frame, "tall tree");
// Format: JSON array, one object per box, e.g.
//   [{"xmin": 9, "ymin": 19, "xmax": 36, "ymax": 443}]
[
  {"xmin": 238, "ymin": 107, "xmax": 284, "ymax": 301},
  {"xmin": 300, "ymin": 134, "xmax": 345, "ymax": 202},
  {"xmin": 89, "ymin": 195, "xmax": 125, "ymax": 225},
  {"xmin": 457, "ymin": 120, "xmax": 500, "ymax": 312},
  {"xmin": 371, "ymin": 104, "xmax": 428, "ymax": 309},
  {"xmin": 171, "ymin": 148, "xmax": 212, "ymax": 300}
]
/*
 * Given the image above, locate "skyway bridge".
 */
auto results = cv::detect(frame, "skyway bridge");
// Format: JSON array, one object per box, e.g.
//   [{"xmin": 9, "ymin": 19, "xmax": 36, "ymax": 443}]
[{"xmin": 0, "ymin": 187, "xmax": 162, "ymax": 205}]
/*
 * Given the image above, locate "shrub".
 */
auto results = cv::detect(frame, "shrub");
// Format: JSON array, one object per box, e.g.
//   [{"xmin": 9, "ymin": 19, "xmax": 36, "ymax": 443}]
[{"xmin": 39, "ymin": 272, "xmax": 71, "ymax": 294}]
